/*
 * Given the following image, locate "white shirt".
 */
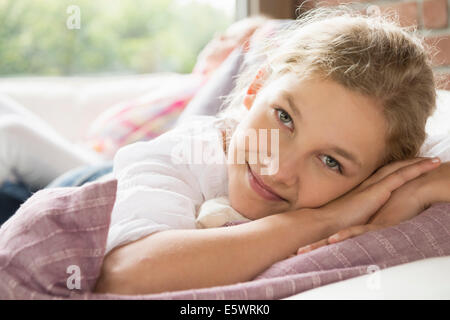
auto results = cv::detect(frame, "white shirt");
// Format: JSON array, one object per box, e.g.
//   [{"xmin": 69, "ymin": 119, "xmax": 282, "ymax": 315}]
[{"xmin": 105, "ymin": 115, "xmax": 247, "ymax": 254}]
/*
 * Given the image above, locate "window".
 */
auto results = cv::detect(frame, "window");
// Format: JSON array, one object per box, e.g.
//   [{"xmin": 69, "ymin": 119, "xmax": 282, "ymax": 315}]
[{"xmin": 0, "ymin": 0, "xmax": 235, "ymax": 76}]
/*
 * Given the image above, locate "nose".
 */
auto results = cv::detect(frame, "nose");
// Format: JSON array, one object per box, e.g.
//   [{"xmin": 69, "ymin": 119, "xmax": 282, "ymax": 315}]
[{"xmin": 263, "ymin": 151, "xmax": 299, "ymax": 188}]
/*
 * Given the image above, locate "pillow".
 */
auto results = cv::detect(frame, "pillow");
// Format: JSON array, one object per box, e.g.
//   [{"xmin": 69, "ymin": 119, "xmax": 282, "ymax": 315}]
[
  {"xmin": 131, "ymin": 202, "xmax": 450, "ymax": 300},
  {"xmin": 419, "ymin": 89, "xmax": 450, "ymax": 162},
  {"xmin": 425, "ymin": 89, "xmax": 450, "ymax": 138},
  {"xmin": 175, "ymin": 47, "xmax": 245, "ymax": 125},
  {"xmin": 254, "ymin": 202, "xmax": 450, "ymax": 281},
  {"xmin": 0, "ymin": 179, "xmax": 117, "ymax": 299},
  {"xmin": 83, "ymin": 74, "xmax": 206, "ymax": 160}
]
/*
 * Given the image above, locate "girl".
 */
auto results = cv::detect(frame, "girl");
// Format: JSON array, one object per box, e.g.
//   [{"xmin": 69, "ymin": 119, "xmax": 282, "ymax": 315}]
[
  {"xmin": 94, "ymin": 5, "xmax": 450, "ymax": 295},
  {"xmin": 0, "ymin": 5, "xmax": 449, "ymax": 295}
]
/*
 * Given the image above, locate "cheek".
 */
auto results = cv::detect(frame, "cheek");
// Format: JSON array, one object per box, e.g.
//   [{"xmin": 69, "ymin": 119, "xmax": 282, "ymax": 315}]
[
  {"xmin": 241, "ymin": 105, "xmax": 274, "ymax": 133},
  {"xmin": 296, "ymin": 167, "xmax": 357, "ymax": 208},
  {"xmin": 226, "ymin": 163, "xmax": 256, "ymax": 217},
  {"xmin": 233, "ymin": 110, "xmax": 278, "ymax": 155},
  {"xmin": 226, "ymin": 162, "xmax": 278, "ymax": 220}
]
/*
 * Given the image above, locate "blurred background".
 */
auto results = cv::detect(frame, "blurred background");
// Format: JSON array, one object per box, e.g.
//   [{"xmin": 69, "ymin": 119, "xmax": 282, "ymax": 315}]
[
  {"xmin": 0, "ymin": 0, "xmax": 235, "ymax": 76},
  {"xmin": 0, "ymin": 0, "xmax": 448, "ymax": 157},
  {"xmin": 1, "ymin": 0, "xmax": 449, "ymax": 79}
]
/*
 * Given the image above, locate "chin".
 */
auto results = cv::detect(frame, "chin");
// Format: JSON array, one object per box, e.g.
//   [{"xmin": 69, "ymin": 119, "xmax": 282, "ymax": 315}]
[
  {"xmin": 229, "ymin": 190, "xmax": 270, "ymax": 221},
  {"xmin": 227, "ymin": 163, "xmax": 268, "ymax": 221},
  {"xmin": 228, "ymin": 191, "xmax": 256, "ymax": 220}
]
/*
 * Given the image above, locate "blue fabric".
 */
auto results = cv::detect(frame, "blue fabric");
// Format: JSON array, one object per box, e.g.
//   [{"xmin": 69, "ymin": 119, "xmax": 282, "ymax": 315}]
[
  {"xmin": 46, "ymin": 162, "xmax": 113, "ymax": 188},
  {"xmin": 0, "ymin": 162, "xmax": 113, "ymax": 225},
  {"xmin": 0, "ymin": 180, "xmax": 33, "ymax": 225}
]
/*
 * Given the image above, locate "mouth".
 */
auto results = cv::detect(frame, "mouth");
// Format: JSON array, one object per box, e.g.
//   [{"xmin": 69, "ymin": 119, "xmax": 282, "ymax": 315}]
[{"xmin": 246, "ymin": 161, "xmax": 286, "ymax": 202}]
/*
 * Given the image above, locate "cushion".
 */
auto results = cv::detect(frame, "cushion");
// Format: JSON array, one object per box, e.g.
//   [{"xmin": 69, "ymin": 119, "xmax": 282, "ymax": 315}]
[
  {"xmin": 131, "ymin": 202, "xmax": 450, "ymax": 300},
  {"xmin": 0, "ymin": 179, "xmax": 117, "ymax": 299},
  {"xmin": 175, "ymin": 47, "xmax": 245, "ymax": 125},
  {"xmin": 419, "ymin": 89, "xmax": 450, "ymax": 162},
  {"xmin": 83, "ymin": 73, "xmax": 206, "ymax": 159},
  {"xmin": 255, "ymin": 202, "xmax": 450, "ymax": 281}
]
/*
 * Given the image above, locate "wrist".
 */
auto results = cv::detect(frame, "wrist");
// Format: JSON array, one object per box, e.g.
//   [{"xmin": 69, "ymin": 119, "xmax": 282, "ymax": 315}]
[
  {"xmin": 291, "ymin": 207, "xmax": 339, "ymax": 239},
  {"xmin": 414, "ymin": 161, "xmax": 449, "ymax": 207},
  {"xmin": 409, "ymin": 175, "xmax": 434, "ymax": 211}
]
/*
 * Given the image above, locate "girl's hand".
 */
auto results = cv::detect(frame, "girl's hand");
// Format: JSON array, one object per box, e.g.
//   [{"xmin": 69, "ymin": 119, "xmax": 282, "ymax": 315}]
[
  {"xmin": 317, "ymin": 156, "xmax": 441, "ymax": 230},
  {"xmin": 296, "ymin": 157, "xmax": 444, "ymax": 255},
  {"xmin": 416, "ymin": 161, "xmax": 450, "ymax": 207}
]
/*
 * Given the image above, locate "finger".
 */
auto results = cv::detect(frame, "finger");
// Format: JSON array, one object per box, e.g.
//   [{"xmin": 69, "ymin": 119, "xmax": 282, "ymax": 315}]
[
  {"xmin": 327, "ymin": 225, "xmax": 379, "ymax": 243},
  {"xmin": 367, "ymin": 157, "xmax": 441, "ymax": 202},
  {"xmin": 297, "ymin": 225, "xmax": 380, "ymax": 255},
  {"xmin": 358, "ymin": 157, "xmax": 430, "ymax": 190},
  {"xmin": 297, "ymin": 238, "xmax": 329, "ymax": 255},
  {"xmin": 350, "ymin": 158, "xmax": 441, "ymax": 220}
]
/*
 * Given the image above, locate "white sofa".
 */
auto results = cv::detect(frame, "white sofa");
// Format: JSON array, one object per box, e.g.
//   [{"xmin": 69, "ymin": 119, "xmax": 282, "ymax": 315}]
[
  {"xmin": 285, "ymin": 256, "xmax": 450, "ymax": 299},
  {"xmin": 0, "ymin": 73, "xmax": 182, "ymax": 143}
]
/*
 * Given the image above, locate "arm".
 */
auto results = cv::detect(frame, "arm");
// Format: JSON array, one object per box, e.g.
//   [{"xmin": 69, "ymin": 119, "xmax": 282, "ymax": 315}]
[{"xmin": 95, "ymin": 208, "xmax": 334, "ymax": 295}]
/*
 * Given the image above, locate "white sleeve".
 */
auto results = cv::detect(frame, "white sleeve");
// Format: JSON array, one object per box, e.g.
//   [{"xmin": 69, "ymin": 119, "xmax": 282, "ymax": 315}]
[{"xmin": 105, "ymin": 138, "xmax": 204, "ymax": 255}]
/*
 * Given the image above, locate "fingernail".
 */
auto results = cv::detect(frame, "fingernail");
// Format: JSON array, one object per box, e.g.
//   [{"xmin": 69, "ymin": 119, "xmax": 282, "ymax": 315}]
[
  {"xmin": 329, "ymin": 234, "xmax": 340, "ymax": 242},
  {"xmin": 297, "ymin": 245, "xmax": 310, "ymax": 254},
  {"xmin": 431, "ymin": 157, "xmax": 440, "ymax": 164}
]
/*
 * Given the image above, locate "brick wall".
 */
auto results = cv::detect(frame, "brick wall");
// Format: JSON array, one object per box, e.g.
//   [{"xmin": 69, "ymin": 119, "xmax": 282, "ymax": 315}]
[{"xmin": 294, "ymin": 0, "xmax": 450, "ymax": 90}]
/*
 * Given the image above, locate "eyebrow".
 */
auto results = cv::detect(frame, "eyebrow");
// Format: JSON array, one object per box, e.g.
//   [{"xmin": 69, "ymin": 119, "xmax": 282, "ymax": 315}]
[
  {"xmin": 280, "ymin": 91, "xmax": 362, "ymax": 169},
  {"xmin": 280, "ymin": 91, "xmax": 302, "ymax": 119},
  {"xmin": 330, "ymin": 147, "xmax": 362, "ymax": 168}
]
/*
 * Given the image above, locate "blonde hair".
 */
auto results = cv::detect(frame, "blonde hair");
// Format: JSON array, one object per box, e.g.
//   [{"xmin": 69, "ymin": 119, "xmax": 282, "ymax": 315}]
[{"xmin": 217, "ymin": 3, "xmax": 443, "ymax": 165}]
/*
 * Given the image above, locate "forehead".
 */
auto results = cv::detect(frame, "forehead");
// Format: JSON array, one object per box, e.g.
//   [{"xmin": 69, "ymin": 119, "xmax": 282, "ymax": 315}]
[{"xmin": 264, "ymin": 72, "xmax": 388, "ymax": 168}]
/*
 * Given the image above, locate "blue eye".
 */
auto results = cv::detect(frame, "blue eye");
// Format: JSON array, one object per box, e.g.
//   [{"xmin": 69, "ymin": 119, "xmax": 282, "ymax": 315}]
[
  {"xmin": 275, "ymin": 108, "xmax": 294, "ymax": 130},
  {"xmin": 320, "ymin": 155, "xmax": 343, "ymax": 174}
]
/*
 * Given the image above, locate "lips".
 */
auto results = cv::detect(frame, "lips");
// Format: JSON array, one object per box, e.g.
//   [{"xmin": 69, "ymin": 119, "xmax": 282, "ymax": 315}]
[{"xmin": 246, "ymin": 162, "xmax": 285, "ymax": 202}]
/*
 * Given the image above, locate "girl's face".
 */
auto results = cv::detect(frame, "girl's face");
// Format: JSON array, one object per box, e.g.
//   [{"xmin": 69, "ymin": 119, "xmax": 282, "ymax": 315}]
[{"xmin": 226, "ymin": 72, "xmax": 388, "ymax": 220}]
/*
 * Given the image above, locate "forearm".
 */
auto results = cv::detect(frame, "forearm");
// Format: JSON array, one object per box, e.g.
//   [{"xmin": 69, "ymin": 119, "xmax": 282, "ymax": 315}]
[{"xmin": 95, "ymin": 208, "xmax": 336, "ymax": 295}]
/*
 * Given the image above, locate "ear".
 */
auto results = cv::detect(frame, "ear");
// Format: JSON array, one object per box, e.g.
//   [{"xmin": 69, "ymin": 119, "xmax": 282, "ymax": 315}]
[{"xmin": 243, "ymin": 65, "xmax": 271, "ymax": 110}]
